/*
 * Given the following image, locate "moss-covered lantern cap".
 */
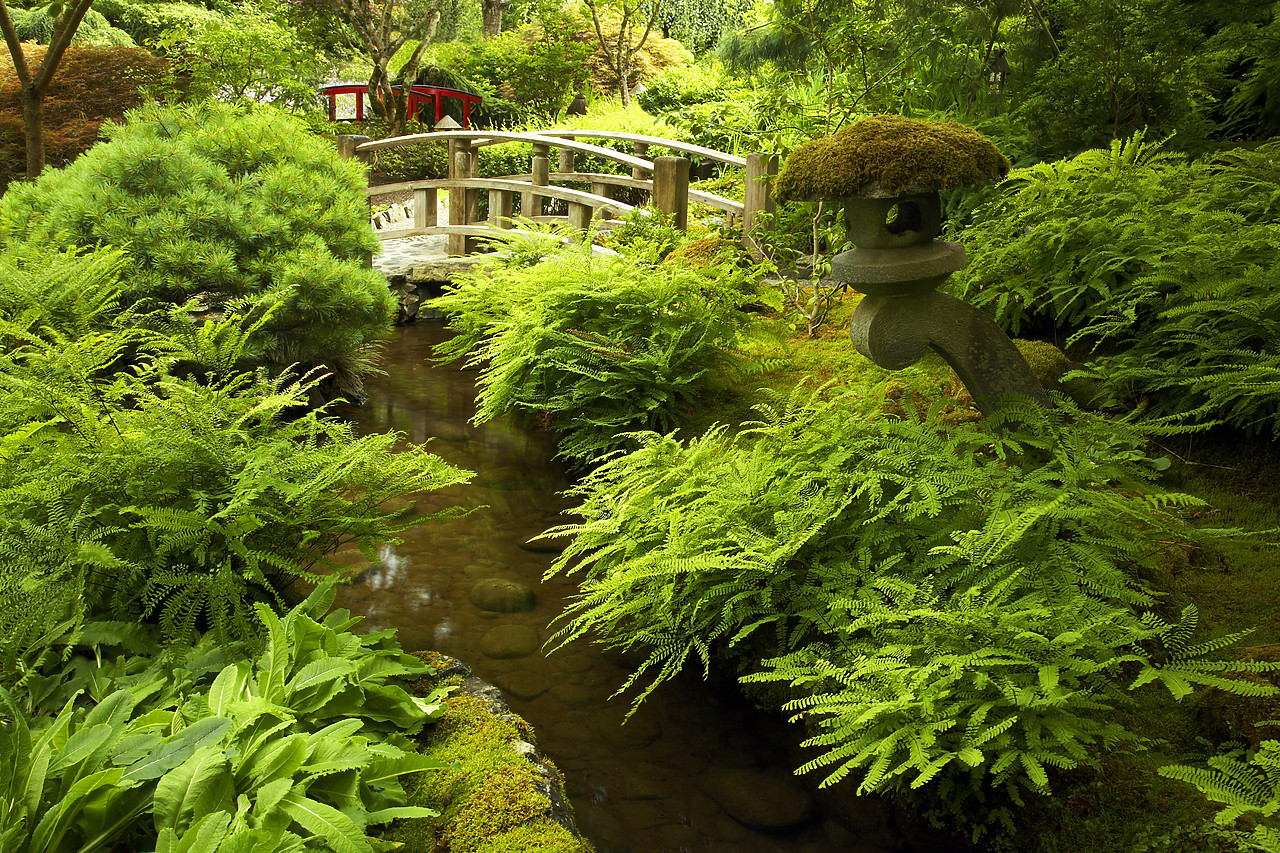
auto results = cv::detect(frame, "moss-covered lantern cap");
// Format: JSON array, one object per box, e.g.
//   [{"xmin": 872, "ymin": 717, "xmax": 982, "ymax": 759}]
[{"xmin": 775, "ymin": 115, "xmax": 1010, "ymax": 201}]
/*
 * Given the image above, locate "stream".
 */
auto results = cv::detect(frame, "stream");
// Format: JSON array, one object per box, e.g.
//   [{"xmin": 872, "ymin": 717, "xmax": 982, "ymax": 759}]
[{"xmin": 332, "ymin": 322, "xmax": 917, "ymax": 853}]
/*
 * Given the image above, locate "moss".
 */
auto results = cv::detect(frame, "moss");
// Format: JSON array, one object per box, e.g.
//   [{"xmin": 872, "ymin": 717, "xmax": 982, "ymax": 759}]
[
  {"xmin": 662, "ymin": 235, "xmax": 739, "ymax": 269},
  {"xmin": 387, "ymin": 690, "xmax": 588, "ymax": 853},
  {"xmin": 473, "ymin": 820, "xmax": 589, "ymax": 853},
  {"xmin": 775, "ymin": 115, "xmax": 1010, "ymax": 202},
  {"xmin": 1013, "ymin": 339, "xmax": 1073, "ymax": 391}
]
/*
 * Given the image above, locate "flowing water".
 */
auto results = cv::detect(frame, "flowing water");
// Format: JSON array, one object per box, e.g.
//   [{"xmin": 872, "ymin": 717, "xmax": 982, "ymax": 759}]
[{"xmin": 332, "ymin": 322, "xmax": 916, "ymax": 853}]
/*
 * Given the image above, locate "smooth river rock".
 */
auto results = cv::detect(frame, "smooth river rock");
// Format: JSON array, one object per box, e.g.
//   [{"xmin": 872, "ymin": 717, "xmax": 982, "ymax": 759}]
[
  {"xmin": 469, "ymin": 578, "xmax": 536, "ymax": 612},
  {"xmin": 697, "ymin": 767, "xmax": 815, "ymax": 830},
  {"xmin": 494, "ymin": 669, "xmax": 550, "ymax": 700},
  {"xmin": 479, "ymin": 624, "xmax": 541, "ymax": 659}
]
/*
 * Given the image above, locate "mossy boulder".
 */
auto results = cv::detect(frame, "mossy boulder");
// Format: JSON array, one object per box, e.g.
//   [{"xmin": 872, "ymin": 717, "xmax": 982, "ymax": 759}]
[{"xmin": 775, "ymin": 115, "xmax": 1009, "ymax": 201}]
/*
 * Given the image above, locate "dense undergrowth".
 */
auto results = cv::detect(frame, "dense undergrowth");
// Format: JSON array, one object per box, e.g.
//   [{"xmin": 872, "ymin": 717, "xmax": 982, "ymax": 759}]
[
  {"xmin": 427, "ymin": 176, "xmax": 1280, "ymax": 848},
  {"xmin": 0, "ymin": 113, "xmax": 476, "ymax": 846}
]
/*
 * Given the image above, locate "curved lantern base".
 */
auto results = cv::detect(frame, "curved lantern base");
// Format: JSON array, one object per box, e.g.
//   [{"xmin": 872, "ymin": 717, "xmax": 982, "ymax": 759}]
[{"xmin": 850, "ymin": 290, "xmax": 1052, "ymax": 417}]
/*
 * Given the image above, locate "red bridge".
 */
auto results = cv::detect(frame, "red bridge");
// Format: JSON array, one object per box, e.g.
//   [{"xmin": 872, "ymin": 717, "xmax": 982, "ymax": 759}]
[{"xmin": 322, "ymin": 83, "xmax": 483, "ymax": 128}]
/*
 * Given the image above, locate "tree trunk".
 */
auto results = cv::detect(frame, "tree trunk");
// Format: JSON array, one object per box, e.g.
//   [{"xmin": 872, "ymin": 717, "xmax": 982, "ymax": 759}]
[
  {"xmin": 481, "ymin": 0, "xmax": 504, "ymax": 37},
  {"xmin": 21, "ymin": 83, "xmax": 43, "ymax": 177}
]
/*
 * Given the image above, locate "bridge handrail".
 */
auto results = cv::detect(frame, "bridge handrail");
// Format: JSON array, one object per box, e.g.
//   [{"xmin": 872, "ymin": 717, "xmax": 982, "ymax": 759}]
[
  {"xmin": 537, "ymin": 129, "xmax": 746, "ymax": 168},
  {"xmin": 366, "ymin": 177, "xmax": 637, "ymax": 215},
  {"xmin": 356, "ymin": 130, "xmax": 654, "ymax": 172}
]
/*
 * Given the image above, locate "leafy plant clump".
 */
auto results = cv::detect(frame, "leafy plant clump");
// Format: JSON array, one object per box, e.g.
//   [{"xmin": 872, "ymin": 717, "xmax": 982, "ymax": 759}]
[
  {"xmin": 775, "ymin": 114, "xmax": 1010, "ymax": 201},
  {"xmin": 545, "ymin": 386, "xmax": 1270, "ymax": 824},
  {"xmin": 952, "ymin": 134, "xmax": 1280, "ymax": 435},
  {"xmin": 0, "ymin": 581, "xmax": 451, "ymax": 853},
  {"xmin": 0, "ymin": 244, "xmax": 470, "ymax": 649},
  {"xmin": 0, "ymin": 100, "xmax": 395, "ymax": 396},
  {"xmin": 430, "ymin": 250, "xmax": 753, "ymax": 461},
  {"xmin": 1161, "ymin": 741, "xmax": 1280, "ymax": 851}
]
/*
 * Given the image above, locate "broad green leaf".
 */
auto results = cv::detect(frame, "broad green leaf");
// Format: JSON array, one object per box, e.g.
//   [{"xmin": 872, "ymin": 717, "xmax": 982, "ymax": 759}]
[
  {"xmin": 153, "ymin": 745, "xmax": 234, "ymax": 836},
  {"xmin": 365, "ymin": 805, "xmax": 440, "ymax": 824},
  {"xmin": 278, "ymin": 790, "xmax": 371, "ymax": 853},
  {"xmin": 208, "ymin": 664, "xmax": 251, "ymax": 717},
  {"xmin": 123, "ymin": 717, "xmax": 232, "ymax": 783}
]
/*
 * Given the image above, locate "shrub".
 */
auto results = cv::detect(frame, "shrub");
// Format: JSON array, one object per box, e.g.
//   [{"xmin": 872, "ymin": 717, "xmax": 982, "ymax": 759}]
[
  {"xmin": 0, "ymin": 44, "xmax": 171, "ymax": 189},
  {"xmin": 637, "ymin": 64, "xmax": 744, "ymax": 114},
  {"xmin": 0, "ymin": 100, "xmax": 394, "ymax": 393},
  {"xmin": 0, "ymin": 245, "xmax": 471, "ymax": 647},
  {"xmin": 545, "ymin": 387, "xmax": 1268, "ymax": 814},
  {"xmin": 10, "ymin": 7, "xmax": 134, "ymax": 46},
  {"xmin": 93, "ymin": 0, "xmax": 225, "ymax": 46},
  {"xmin": 430, "ymin": 250, "xmax": 752, "ymax": 460},
  {"xmin": 952, "ymin": 134, "xmax": 1280, "ymax": 434}
]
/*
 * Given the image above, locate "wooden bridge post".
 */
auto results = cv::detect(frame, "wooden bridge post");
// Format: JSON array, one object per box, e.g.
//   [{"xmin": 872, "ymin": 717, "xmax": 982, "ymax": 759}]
[
  {"xmin": 489, "ymin": 189, "xmax": 514, "ymax": 229},
  {"xmin": 336, "ymin": 134, "xmax": 371, "ymax": 163},
  {"xmin": 448, "ymin": 142, "xmax": 469, "ymax": 256},
  {"xmin": 465, "ymin": 142, "xmax": 480, "ymax": 253},
  {"xmin": 632, "ymin": 141, "xmax": 650, "ymax": 181},
  {"xmin": 523, "ymin": 142, "xmax": 550, "ymax": 219},
  {"xmin": 743, "ymin": 153, "xmax": 778, "ymax": 258},
  {"xmin": 653, "ymin": 156, "xmax": 690, "ymax": 231},
  {"xmin": 558, "ymin": 144, "xmax": 575, "ymax": 174},
  {"xmin": 567, "ymin": 201, "xmax": 592, "ymax": 239},
  {"xmin": 413, "ymin": 186, "xmax": 437, "ymax": 231},
  {"xmin": 591, "ymin": 179, "xmax": 614, "ymax": 220}
]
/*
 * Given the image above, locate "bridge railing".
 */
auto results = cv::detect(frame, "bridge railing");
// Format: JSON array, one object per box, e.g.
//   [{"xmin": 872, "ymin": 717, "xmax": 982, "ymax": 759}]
[{"xmin": 337, "ymin": 130, "xmax": 777, "ymax": 257}]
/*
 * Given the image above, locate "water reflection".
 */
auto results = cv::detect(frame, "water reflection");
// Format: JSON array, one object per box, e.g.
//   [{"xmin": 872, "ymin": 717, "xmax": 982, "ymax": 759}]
[{"xmin": 332, "ymin": 323, "xmax": 898, "ymax": 853}]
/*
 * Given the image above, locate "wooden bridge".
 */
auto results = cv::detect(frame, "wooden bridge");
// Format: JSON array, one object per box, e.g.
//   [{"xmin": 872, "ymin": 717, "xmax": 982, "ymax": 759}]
[{"xmin": 336, "ymin": 129, "xmax": 777, "ymax": 257}]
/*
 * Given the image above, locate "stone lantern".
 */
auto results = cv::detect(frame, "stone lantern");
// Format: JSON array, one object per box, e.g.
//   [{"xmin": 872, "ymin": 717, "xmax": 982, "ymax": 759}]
[{"xmin": 775, "ymin": 115, "xmax": 1050, "ymax": 415}]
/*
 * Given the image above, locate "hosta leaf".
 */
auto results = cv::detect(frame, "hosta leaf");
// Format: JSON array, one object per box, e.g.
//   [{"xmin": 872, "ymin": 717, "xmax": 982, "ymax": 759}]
[
  {"xmin": 278, "ymin": 790, "xmax": 372, "ymax": 853},
  {"xmin": 153, "ymin": 745, "xmax": 234, "ymax": 836}
]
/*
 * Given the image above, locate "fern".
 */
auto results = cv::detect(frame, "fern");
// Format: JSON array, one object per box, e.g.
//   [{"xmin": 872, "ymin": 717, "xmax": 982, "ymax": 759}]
[{"xmin": 1161, "ymin": 741, "xmax": 1280, "ymax": 852}]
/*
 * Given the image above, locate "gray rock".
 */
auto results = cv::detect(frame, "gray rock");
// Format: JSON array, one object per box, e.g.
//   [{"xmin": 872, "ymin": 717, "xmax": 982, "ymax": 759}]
[
  {"xmin": 495, "ymin": 669, "xmax": 549, "ymax": 700},
  {"xmin": 469, "ymin": 578, "xmax": 536, "ymax": 613},
  {"xmin": 479, "ymin": 624, "xmax": 541, "ymax": 659},
  {"xmin": 698, "ymin": 767, "xmax": 815, "ymax": 830}
]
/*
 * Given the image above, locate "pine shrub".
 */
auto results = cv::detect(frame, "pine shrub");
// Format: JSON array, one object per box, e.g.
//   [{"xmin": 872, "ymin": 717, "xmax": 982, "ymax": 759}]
[{"xmin": 0, "ymin": 101, "xmax": 394, "ymax": 394}]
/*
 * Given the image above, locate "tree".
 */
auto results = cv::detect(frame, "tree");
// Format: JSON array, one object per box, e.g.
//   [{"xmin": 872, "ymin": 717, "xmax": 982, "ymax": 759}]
[
  {"xmin": 0, "ymin": 0, "xmax": 98, "ymax": 178},
  {"xmin": 583, "ymin": 0, "xmax": 658, "ymax": 106},
  {"xmin": 481, "ymin": 0, "xmax": 512, "ymax": 36},
  {"xmin": 335, "ymin": 0, "xmax": 445, "ymax": 136}
]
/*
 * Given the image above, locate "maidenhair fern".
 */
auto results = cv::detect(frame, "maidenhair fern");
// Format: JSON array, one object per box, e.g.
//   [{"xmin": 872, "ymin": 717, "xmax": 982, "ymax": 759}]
[
  {"xmin": 1161, "ymin": 742, "xmax": 1280, "ymax": 852},
  {"xmin": 545, "ymin": 385, "xmax": 1265, "ymax": 802},
  {"xmin": 431, "ymin": 251, "xmax": 755, "ymax": 461}
]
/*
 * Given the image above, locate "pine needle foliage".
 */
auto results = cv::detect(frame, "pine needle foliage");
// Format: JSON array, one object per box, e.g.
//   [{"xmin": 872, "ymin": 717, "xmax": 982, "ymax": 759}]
[
  {"xmin": 0, "ymin": 247, "xmax": 471, "ymax": 650},
  {"xmin": 430, "ymin": 251, "xmax": 754, "ymax": 461},
  {"xmin": 0, "ymin": 100, "xmax": 395, "ymax": 393},
  {"xmin": 951, "ymin": 134, "xmax": 1280, "ymax": 434},
  {"xmin": 544, "ymin": 386, "xmax": 1267, "ymax": 802}
]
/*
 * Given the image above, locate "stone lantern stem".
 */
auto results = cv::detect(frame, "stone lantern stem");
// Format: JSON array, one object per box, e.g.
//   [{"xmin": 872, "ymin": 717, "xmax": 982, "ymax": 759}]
[{"xmin": 849, "ymin": 291, "xmax": 1052, "ymax": 417}]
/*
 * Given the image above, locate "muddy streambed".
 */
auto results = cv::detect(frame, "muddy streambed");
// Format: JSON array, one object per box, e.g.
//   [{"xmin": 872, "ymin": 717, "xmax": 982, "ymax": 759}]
[{"xmin": 333, "ymin": 322, "xmax": 916, "ymax": 853}]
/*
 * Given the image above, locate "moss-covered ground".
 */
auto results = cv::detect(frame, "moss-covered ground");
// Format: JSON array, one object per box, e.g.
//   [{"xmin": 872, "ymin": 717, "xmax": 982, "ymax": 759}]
[{"xmin": 393, "ymin": 659, "xmax": 592, "ymax": 853}]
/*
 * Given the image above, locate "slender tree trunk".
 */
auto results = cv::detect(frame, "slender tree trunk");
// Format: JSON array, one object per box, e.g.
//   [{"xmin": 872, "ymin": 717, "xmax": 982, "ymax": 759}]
[
  {"xmin": 480, "ymin": 0, "xmax": 506, "ymax": 37},
  {"xmin": 21, "ymin": 84, "xmax": 43, "ymax": 176}
]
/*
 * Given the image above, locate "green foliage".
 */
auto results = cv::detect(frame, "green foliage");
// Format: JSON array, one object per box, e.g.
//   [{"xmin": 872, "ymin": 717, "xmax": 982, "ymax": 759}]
[
  {"xmin": 155, "ymin": 1, "xmax": 326, "ymax": 111},
  {"xmin": 93, "ymin": 0, "xmax": 226, "ymax": 46},
  {"xmin": 952, "ymin": 134, "xmax": 1280, "ymax": 434},
  {"xmin": 0, "ymin": 582, "xmax": 450, "ymax": 853},
  {"xmin": 636, "ymin": 64, "xmax": 746, "ymax": 114},
  {"xmin": 0, "ymin": 244, "xmax": 471, "ymax": 648},
  {"xmin": 545, "ymin": 386, "xmax": 1266, "ymax": 806},
  {"xmin": 1161, "ymin": 741, "xmax": 1280, "ymax": 852},
  {"xmin": 0, "ymin": 100, "xmax": 393, "ymax": 391},
  {"xmin": 429, "ymin": 250, "xmax": 751, "ymax": 460},
  {"xmin": 426, "ymin": 21, "xmax": 592, "ymax": 117},
  {"xmin": 10, "ymin": 7, "xmax": 134, "ymax": 46},
  {"xmin": 601, "ymin": 207, "xmax": 688, "ymax": 262}
]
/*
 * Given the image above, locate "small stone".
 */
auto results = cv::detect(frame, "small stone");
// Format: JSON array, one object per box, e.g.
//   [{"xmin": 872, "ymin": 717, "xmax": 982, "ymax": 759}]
[
  {"xmin": 495, "ymin": 669, "xmax": 549, "ymax": 700},
  {"xmin": 698, "ymin": 767, "xmax": 815, "ymax": 831},
  {"xmin": 469, "ymin": 578, "xmax": 535, "ymax": 613},
  {"xmin": 479, "ymin": 625, "xmax": 541, "ymax": 659},
  {"xmin": 552, "ymin": 650, "xmax": 597, "ymax": 673},
  {"xmin": 551, "ymin": 684, "xmax": 595, "ymax": 708},
  {"xmin": 581, "ymin": 806, "xmax": 630, "ymax": 853},
  {"xmin": 595, "ymin": 711, "xmax": 662, "ymax": 749}
]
